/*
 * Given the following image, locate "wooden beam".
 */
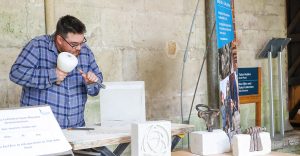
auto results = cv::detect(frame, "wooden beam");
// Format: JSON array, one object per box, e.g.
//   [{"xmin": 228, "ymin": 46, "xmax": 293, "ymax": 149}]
[
  {"xmin": 289, "ymin": 76, "xmax": 300, "ymax": 86},
  {"xmin": 288, "ymin": 33, "xmax": 300, "ymax": 42},
  {"xmin": 287, "ymin": 10, "xmax": 300, "ymax": 35},
  {"xmin": 288, "ymin": 55, "xmax": 300, "ymax": 77},
  {"xmin": 289, "ymin": 101, "xmax": 300, "ymax": 120}
]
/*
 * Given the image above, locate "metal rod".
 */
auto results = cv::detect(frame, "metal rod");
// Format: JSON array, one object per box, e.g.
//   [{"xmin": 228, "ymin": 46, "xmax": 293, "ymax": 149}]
[
  {"xmin": 278, "ymin": 49, "xmax": 284, "ymax": 137},
  {"xmin": 268, "ymin": 47, "xmax": 274, "ymax": 138},
  {"xmin": 180, "ymin": 0, "xmax": 200, "ymax": 124}
]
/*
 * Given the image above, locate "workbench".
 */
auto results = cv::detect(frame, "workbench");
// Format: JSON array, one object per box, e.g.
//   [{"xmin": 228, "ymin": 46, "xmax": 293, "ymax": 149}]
[{"xmin": 63, "ymin": 123, "xmax": 194, "ymax": 156}]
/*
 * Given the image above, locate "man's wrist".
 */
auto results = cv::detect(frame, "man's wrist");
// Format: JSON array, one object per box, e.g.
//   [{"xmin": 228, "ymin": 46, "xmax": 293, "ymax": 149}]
[{"xmin": 49, "ymin": 68, "xmax": 58, "ymax": 83}]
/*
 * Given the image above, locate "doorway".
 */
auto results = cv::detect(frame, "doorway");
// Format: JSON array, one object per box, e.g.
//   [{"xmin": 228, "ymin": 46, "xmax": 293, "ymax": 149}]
[{"xmin": 287, "ymin": 0, "xmax": 300, "ymax": 127}]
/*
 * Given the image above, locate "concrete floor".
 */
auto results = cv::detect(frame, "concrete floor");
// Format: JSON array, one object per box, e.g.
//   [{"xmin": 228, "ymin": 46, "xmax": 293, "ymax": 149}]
[
  {"xmin": 272, "ymin": 130, "xmax": 300, "ymax": 154},
  {"xmin": 172, "ymin": 130, "xmax": 300, "ymax": 156},
  {"xmin": 172, "ymin": 151, "xmax": 299, "ymax": 156}
]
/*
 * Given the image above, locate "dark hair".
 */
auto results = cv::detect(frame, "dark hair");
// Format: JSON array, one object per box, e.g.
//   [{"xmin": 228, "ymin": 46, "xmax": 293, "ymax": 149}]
[{"xmin": 55, "ymin": 15, "xmax": 86, "ymax": 38}]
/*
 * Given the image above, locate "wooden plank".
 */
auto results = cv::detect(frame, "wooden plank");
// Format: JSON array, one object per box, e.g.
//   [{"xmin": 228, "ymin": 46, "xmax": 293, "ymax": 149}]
[
  {"xmin": 287, "ymin": 10, "xmax": 300, "ymax": 34},
  {"xmin": 288, "ymin": 55, "xmax": 300, "ymax": 77},
  {"xmin": 171, "ymin": 123, "xmax": 195, "ymax": 135},
  {"xmin": 256, "ymin": 67, "xmax": 262, "ymax": 126},
  {"xmin": 63, "ymin": 123, "xmax": 195, "ymax": 150},
  {"xmin": 288, "ymin": 33, "xmax": 300, "ymax": 42},
  {"xmin": 289, "ymin": 85, "xmax": 300, "ymax": 111},
  {"xmin": 288, "ymin": 76, "xmax": 300, "ymax": 86}
]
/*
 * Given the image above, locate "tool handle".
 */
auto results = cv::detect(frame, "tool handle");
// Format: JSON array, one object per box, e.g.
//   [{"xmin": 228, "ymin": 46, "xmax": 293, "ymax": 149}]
[{"xmin": 96, "ymin": 80, "xmax": 106, "ymax": 89}]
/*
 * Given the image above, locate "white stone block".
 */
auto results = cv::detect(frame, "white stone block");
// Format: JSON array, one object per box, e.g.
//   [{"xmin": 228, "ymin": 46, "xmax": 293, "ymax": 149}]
[
  {"xmin": 100, "ymin": 81, "xmax": 146, "ymax": 126},
  {"xmin": 190, "ymin": 129, "xmax": 231, "ymax": 155},
  {"xmin": 232, "ymin": 132, "xmax": 271, "ymax": 156},
  {"xmin": 131, "ymin": 121, "xmax": 171, "ymax": 156}
]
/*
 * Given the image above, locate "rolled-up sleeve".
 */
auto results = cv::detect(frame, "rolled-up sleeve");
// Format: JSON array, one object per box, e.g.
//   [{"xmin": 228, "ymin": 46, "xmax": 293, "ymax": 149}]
[{"xmin": 86, "ymin": 51, "xmax": 103, "ymax": 96}]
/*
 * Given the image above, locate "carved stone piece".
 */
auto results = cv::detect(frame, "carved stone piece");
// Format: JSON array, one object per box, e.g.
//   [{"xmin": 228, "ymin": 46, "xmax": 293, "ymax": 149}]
[
  {"xmin": 248, "ymin": 127, "xmax": 254, "ymax": 152},
  {"xmin": 245, "ymin": 127, "xmax": 266, "ymax": 152},
  {"xmin": 195, "ymin": 104, "xmax": 220, "ymax": 132}
]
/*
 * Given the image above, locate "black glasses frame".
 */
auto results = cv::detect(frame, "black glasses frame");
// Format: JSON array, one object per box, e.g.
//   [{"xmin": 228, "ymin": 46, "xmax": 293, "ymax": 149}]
[{"xmin": 59, "ymin": 35, "xmax": 87, "ymax": 49}]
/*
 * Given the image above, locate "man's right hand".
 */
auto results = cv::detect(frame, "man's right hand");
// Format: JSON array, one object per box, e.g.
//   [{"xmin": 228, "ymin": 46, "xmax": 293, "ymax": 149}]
[{"xmin": 56, "ymin": 68, "xmax": 68, "ymax": 85}]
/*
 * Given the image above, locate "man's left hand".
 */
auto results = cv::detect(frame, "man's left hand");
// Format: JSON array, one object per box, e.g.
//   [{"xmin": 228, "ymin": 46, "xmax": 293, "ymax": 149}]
[{"xmin": 78, "ymin": 69, "xmax": 99, "ymax": 85}]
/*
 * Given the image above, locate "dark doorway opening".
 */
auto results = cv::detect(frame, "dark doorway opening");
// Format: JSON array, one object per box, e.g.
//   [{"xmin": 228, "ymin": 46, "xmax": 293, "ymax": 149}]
[{"xmin": 287, "ymin": 0, "xmax": 300, "ymax": 127}]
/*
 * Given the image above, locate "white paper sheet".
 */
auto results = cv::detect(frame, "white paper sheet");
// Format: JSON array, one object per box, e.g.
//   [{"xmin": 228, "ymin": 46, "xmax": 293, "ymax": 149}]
[{"xmin": 0, "ymin": 106, "xmax": 72, "ymax": 156}]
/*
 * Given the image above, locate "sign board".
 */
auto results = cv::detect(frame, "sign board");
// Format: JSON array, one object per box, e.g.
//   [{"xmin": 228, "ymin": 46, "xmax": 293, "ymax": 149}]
[
  {"xmin": 0, "ymin": 106, "xmax": 72, "ymax": 155},
  {"xmin": 238, "ymin": 67, "xmax": 262, "ymax": 126},
  {"xmin": 238, "ymin": 67, "xmax": 259, "ymax": 96}
]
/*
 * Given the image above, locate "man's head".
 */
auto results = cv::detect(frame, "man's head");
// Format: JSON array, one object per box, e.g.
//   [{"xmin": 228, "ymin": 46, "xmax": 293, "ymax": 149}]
[{"xmin": 54, "ymin": 15, "xmax": 86, "ymax": 56}]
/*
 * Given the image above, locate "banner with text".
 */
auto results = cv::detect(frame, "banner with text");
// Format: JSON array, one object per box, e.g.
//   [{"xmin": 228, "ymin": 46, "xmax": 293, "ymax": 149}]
[
  {"xmin": 216, "ymin": 0, "xmax": 240, "ymax": 138},
  {"xmin": 215, "ymin": 0, "xmax": 234, "ymax": 48}
]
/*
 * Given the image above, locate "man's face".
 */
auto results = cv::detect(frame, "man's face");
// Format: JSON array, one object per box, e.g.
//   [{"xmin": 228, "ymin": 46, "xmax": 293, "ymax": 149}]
[{"xmin": 57, "ymin": 33, "xmax": 86, "ymax": 56}]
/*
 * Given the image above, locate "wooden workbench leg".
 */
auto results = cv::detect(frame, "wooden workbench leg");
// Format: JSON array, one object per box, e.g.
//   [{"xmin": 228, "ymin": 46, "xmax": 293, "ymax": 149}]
[
  {"xmin": 256, "ymin": 101, "xmax": 261, "ymax": 126},
  {"xmin": 94, "ymin": 147, "xmax": 116, "ymax": 156},
  {"xmin": 113, "ymin": 143, "xmax": 130, "ymax": 156},
  {"xmin": 171, "ymin": 134, "xmax": 185, "ymax": 151}
]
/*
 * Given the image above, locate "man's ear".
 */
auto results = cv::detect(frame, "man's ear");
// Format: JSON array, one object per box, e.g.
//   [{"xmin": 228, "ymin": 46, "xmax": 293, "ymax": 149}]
[{"xmin": 56, "ymin": 35, "xmax": 63, "ymax": 45}]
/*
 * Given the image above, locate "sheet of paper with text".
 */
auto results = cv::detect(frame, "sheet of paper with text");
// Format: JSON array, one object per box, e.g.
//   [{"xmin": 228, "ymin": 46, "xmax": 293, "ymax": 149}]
[{"xmin": 0, "ymin": 106, "xmax": 72, "ymax": 155}]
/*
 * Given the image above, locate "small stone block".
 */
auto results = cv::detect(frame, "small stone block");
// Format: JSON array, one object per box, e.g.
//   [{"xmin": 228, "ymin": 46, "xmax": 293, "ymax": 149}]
[
  {"xmin": 232, "ymin": 132, "xmax": 271, "ymax": 156},
  {"xmin": 190, "ymin": 129, "xmax": 231, "ymax": 155}
]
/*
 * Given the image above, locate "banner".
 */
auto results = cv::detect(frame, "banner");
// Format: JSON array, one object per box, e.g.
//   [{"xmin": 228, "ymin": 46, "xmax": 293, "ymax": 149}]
[
  {"xmin": 216, "ymin": 0, "xmax": 240, "ymax": 138},
  {"xmin": 215, "ymin": 0, "xmax": 234, "ymax": 48}
]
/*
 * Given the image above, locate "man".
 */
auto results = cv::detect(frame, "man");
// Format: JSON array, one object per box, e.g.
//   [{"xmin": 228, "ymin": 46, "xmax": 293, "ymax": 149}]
[
  {"xmin": 9, "ymin": 15, "xmax": 103, "ymax": 129},
  {"xmin": 220, "ymin": 91, "xmax": 226, "ymax": 130}
]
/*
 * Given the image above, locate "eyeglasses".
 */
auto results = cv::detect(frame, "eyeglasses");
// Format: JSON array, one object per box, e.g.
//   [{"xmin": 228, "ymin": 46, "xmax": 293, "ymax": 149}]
[{"xmin": 59, "ymin": 35, "xmax": 87, "ymax": 49}]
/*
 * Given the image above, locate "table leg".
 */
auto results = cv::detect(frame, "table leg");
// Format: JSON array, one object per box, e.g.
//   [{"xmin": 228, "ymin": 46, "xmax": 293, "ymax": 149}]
[
  {"xmin": 93, "ymin": 146, "xmax": 115, "ymax": 156},
  {"xmin": 171, "ymin": 134, "xmax": 185, "ymax": 151},
  {"xmin": 113, "ymin": 143, "xmax": 130, "ymax": 156},
  {"xmin": 73, "ymin": 143, "xmax": 130, "ymax": 156}
]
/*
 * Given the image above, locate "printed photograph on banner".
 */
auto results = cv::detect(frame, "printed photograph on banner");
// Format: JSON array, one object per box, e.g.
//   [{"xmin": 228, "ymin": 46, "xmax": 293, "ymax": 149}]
[
  {"xmin": 219, "ymin": 42, "xmax": 237, "ymax": 80},
  {"xmin": 231, "ymin": 41, "xmax": 238, "ymax": 72},
  {"xmin": 219, "ymin": 72, "xmax": 240, "ymax": 138}
]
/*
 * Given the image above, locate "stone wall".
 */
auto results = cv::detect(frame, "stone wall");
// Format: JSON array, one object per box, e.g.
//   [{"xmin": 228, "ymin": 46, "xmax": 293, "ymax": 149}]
[
  {"xmin": 0, "ymin": 0, "xmax": 45, "ymax": 108},
  {"xmin": 235, "ymin": 0, "xmax": 287, "ymax": 131}
]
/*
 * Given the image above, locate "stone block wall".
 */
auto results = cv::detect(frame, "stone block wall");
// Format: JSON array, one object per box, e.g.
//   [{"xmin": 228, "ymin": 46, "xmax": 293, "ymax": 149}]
[{"xmin": 234, "ymin": 0, "xmax": 287, "ymax": 131}]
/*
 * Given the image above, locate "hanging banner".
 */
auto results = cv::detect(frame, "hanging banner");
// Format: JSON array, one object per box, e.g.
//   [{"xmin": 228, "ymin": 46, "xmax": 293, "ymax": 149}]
[
  {"xmin": 216, "ymin": 0, "xmax": 240, "ymax": 138},
  {"xmin": 215, "ymin": 0, "xmax": 234, "ymax": 48}
]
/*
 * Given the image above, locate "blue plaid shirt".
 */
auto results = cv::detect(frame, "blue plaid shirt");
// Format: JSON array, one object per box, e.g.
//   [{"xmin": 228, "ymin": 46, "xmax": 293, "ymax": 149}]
[{"xmin": 9, "ymin": 35, "xmax": 103, "ymax": 129}]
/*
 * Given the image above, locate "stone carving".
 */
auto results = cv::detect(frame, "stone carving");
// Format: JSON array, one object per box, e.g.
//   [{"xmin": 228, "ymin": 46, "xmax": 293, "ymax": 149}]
[
  {"xmin": 131, "ymin": 121, "xmax": 171, "ymax": 156},
  {"xmin": 196, "ymin": 104, "xmax": 220, "ymax": 132},
  {"xmin": 244, "ymin": 127, "xmax": 266, "ymax": 152},
  {"xmin": 141, "ymin": 125, "xmax": 170, "ymax": 154}
]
